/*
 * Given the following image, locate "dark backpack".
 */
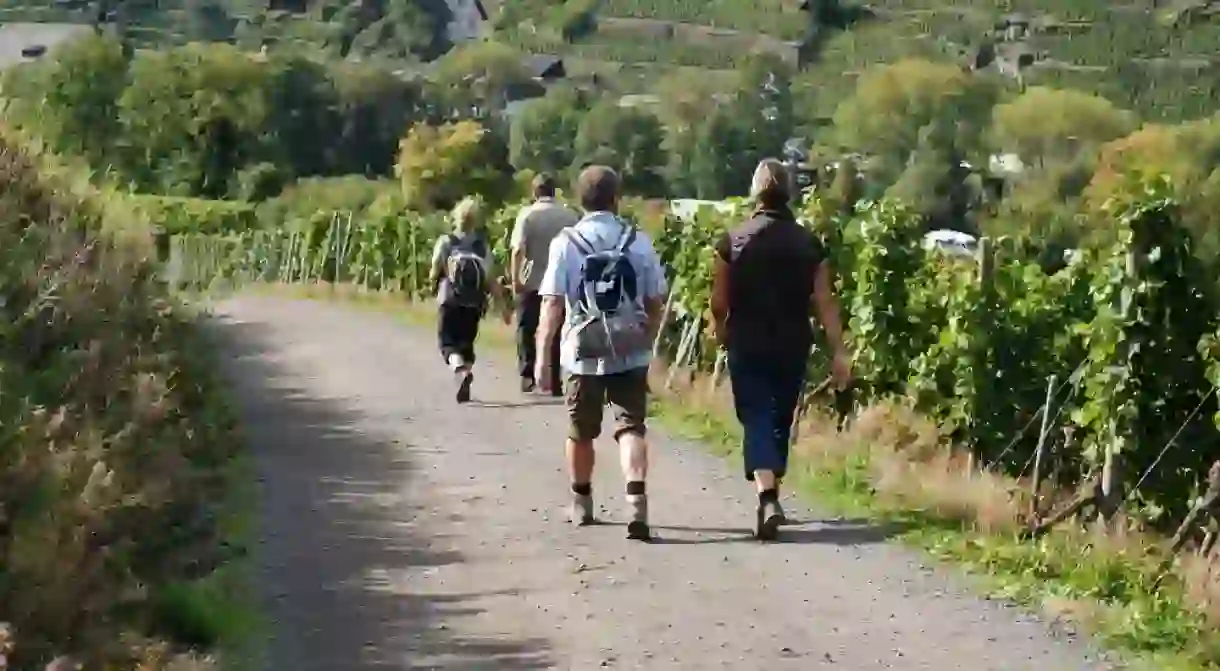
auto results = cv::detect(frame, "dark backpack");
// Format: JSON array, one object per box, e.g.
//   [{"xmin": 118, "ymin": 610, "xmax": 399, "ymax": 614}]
[
  {"xmin": 565, "ymin": 223, "xmax": 650, "ymax": 361},
  {"xmin": 445, "ymin": 234, "xmax": 489, "ymax": 308}
]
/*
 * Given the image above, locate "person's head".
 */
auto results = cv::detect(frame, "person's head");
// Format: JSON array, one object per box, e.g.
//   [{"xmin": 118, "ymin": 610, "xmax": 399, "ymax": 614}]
[
  {"xmin": 532, "ymin": 172, "xmax": 558, "ymax": 200},
  {"xmin": 749, "ymin": 158, "xmax": 792, "ymax": 210},
  {"xmin": 450, "ymin": 196, "xmax": 482, "ymax": 235},
  {"xmin": 575, "ymin": 165, "xmax": 621, "ymax": 213}
]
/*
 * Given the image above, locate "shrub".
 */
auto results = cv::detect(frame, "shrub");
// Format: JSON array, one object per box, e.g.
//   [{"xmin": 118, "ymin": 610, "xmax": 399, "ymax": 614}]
[
  {"xmin": 0, "ymin": 126, "xmax": 243, "ymax": 668},
  {"xmin": 128, "ymin": 195, "xmax": 259, "ymax": 236}
]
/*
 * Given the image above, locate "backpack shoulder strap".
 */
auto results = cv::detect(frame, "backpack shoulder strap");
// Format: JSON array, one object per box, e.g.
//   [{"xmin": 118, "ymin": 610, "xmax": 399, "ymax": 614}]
[
  {"xmin": 616, "ymin": 225, "xmax": 637, "ymax": 253},
  {"xmin": 564, "ymin": 228, "xmax": 595, "ymax": 256}
]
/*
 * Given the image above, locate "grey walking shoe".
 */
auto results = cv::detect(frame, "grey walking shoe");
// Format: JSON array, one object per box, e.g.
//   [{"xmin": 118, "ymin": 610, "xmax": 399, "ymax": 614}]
[
  {"xmin": 455, "ymin": 369, "xmax": 473, "ymax": 403},
  {"xmin": 755, "ymin": 499, "xmax": 783, "ymax": 541},
  {"xmin": 626, "ymin": 494, "xmax": 651, "ymax": 542},
  {"xmin": 570, "ymin": 492, "xmax": 595, "ymax": 526}
]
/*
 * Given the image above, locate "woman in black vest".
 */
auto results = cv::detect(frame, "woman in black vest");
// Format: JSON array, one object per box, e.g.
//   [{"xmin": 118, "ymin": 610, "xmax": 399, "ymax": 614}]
[{"xmin": 710, "ymin": 159, "xmax": 852, "ymax": 540}]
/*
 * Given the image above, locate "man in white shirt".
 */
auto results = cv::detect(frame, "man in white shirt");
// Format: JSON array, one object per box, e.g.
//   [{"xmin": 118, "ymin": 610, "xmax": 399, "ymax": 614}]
[
  {"xmin": 535, "ymin": 165, "xmax": 669, "ymax": 542},
  {"xmin": 510, "ymin": 173, "xmax": 579, "ymax": 394}
]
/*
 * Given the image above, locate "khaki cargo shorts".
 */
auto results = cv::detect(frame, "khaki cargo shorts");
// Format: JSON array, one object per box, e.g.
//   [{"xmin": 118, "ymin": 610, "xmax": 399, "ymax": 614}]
[{"xmin": 565, "ymin": 367, "xmax": 649, "ymax": 442}]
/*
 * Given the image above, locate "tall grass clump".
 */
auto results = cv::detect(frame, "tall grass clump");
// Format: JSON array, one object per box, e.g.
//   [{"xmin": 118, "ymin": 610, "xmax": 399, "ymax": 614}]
[{"xmin": 0, "ymin": 126, "xmax": 247, "ymax": 669}]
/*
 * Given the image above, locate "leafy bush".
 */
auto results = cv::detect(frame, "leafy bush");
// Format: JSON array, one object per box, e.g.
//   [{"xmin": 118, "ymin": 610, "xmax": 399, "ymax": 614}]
[
  {"xmin": 130, "ymin": 195, "xmax": 260, "ymax": 235},
  {"xmin": 396, "ymin": 120, "xmax": 514, "ymax": 212},
  {"xmin": 0, "ymin": 126, "xmax": 244, "ymax": 668}
]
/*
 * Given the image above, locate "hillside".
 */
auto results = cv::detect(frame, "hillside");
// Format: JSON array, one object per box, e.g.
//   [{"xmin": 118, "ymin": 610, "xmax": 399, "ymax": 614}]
[
  {"xmin": 490, "ymin": 0, "xmax": 1220, "ymax": 124},
  {"xmin": 0, "ymin": 0, "xmax": 460, "ymax": 60},
  {"xmin": 4, "ymin": 0, "xmax": 1216, "ymax": 123}
]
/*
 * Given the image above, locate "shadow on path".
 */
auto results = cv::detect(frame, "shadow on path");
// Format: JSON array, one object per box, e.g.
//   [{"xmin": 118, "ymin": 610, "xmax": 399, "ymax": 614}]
[
  {"xmin": 647, "ymin": 518, "xmax": 912, "ymax": 546},
  {"xmin": 208, "ymin": 316, "xmax": 554, "ymax": 670}
]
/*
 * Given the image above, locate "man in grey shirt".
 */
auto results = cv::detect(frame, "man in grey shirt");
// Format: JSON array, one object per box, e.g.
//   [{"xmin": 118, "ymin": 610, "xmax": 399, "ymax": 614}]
[{"xmin": 510, "ymin": 173, "xmax": 579, "ymax": 393}]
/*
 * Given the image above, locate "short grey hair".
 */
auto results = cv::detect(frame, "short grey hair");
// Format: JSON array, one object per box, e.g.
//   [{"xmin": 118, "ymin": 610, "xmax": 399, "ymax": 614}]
[
  {"xmin": 450, "ymin": 196, "xmax": 482, "ymax": 233},
  {"xmin": 749, "ymin": 158, "xmax": 791, "ymax": 208}
]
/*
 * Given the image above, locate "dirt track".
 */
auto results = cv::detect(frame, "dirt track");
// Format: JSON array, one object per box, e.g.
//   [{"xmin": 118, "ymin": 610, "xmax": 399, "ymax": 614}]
[{"xmin": 212, "ymin": 294, "xmax": 1120, "ymax": 670}]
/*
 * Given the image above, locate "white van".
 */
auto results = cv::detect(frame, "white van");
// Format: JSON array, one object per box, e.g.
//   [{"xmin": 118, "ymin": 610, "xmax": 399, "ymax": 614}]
[{"xmin": 922, "ymin": 229, "xmax": 978, "ymax": 258}]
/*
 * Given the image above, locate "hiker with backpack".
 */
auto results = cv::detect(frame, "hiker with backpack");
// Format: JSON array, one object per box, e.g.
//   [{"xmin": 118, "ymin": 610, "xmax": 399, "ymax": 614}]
[
  {"xmin": 429, "ymin": 197, "xmax": 510, "ymax": 403},
  {"xmin": 709, "ymin": 159, "xmax": 852, "ymax": 541},
  {"xmin": 510, "ymin": 173, "xmax": 580, "ymax": 395},
  {"xmin": 534, "ymin": 165, "xmax": 669, "ymax": 542}
]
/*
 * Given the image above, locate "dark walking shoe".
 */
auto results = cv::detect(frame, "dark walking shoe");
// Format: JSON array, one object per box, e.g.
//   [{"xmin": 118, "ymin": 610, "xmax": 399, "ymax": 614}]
[
  {"xmin": 570, "ymin": 492, "xmax": 595, "ymax": 526},
  {"xmin": 626, "ymin": 495, "xmax": 651, "ymax": 542},
  {"xmin": 755, "ymin": 500, "xmax": 783, "ymax": 541},
  {"xmin": 520, "ymin": 376, "xmax": 536, "ymax": 393},
  {"xmin": 456, "ymin": 370, "xmax": 473, "ymax": 403}
]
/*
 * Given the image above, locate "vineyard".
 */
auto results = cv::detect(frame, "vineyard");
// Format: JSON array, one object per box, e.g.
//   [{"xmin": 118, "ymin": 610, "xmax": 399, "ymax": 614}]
[{"xmin": 174, "ymin": 176, "xmax": 1220, "ymax": 537}]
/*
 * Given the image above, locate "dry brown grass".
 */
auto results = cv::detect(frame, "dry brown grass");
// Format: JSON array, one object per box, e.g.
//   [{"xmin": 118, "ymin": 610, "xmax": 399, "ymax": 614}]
[
  {"xmin": 658, "ymin": 377, "xmax": 1032, "ymax": 536},
  {"xmin": 1182, "ymin": 548, "xmax": 1220, "ymax": 627}
]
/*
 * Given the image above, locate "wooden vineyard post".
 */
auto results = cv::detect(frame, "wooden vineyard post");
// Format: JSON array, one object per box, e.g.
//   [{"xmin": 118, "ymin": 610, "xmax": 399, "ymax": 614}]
[
  {"xmin": 976, "ymin": 236, "xmax": 994, "ymax": 287},
  {"xmin": 710, "ymin": 349, "xmax": 727, "ymax": 388},
  {"xmin": 1100, "ymin": 251, "xmax": 1141, "ymax": 525},
  {"xmin": 409, "ymin": 224, "xmax": 420, "ymax": 298},
  {"xmin": 666, "ymin": 317, "xmax": 698, "ymax": 391},
  {"xmin": 652, "ymin": 286, "xmax": 677, "ymax": 359},
  {"xmin": 1030, "ymin": 374, "xmax": 1058, "ymax": 520},
  {"xmin": 706, "ymin": 348, "xmax": 728, "ymax": 403}
]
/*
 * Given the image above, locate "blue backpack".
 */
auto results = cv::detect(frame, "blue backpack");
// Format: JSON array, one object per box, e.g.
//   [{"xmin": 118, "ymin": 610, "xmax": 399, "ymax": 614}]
[{"xmin": 564, "ymin": 223, "xmax": 650, "ymax": 361}]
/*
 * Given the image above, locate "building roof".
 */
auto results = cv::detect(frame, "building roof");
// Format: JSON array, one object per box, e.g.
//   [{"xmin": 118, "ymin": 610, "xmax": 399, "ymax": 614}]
[{"xmin": 524, "ymin": 54, "xmax": 565, "ymax": 80}]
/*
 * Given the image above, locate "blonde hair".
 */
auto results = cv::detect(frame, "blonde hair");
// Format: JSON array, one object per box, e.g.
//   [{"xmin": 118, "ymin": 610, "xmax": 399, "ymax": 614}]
[
  {"xmin": 450, "ymin": 196, "xmax": 482, "ymax": 234},
  {"xmin": 749, "ymin": 158, "xmax": 791, "ymax": 209}
]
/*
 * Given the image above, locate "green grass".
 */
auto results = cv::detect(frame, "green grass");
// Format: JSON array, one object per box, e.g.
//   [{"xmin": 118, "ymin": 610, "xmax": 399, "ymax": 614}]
[
  {"xmin": 239, "ymin": 281, "xmax": 1220, "ymax": 671},
  {"xmin": 163, "ymin": 303, "xmax": 268, "ymax": 671}
]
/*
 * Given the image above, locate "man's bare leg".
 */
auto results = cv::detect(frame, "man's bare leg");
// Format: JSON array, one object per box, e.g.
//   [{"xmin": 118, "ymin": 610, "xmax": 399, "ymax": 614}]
[
  {"xmin": 619, "ymin": 432, "xmax": 650, "ymax": 540},
  {"xmin": 567, "ymin": 438, "xmax": 595, "ymax": 525}
]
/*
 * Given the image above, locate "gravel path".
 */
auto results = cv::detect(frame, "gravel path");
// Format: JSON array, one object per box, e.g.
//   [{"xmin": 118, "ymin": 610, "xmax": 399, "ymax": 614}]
[{"xmin": 212, "ymin": 294, "xmax": 1119, "ymax": 671}]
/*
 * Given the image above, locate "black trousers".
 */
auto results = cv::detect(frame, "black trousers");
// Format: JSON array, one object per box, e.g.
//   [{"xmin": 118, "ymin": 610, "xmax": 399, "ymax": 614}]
[
  {"xmin": 516, "ymin": 290, "xmax": 561, "ymax": 391},
  {"xmin": 438, "ymin": 303, "xmax": 482, "ymax": 366}
]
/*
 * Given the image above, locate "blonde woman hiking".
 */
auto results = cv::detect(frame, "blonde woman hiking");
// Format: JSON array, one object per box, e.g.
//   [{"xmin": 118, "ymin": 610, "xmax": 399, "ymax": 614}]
[{"xmin": 429, "ymin": 197, "xmax": 510, "ymax": 403}]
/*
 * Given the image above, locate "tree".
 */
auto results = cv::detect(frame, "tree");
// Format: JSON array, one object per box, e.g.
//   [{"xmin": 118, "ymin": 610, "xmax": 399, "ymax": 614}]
[
  {"xmin": 990, "ymin": 87, "xmax": 1136, "ymax": 169},
  {"xmin": 263, "ymin": 54, "xmax": 342, "ymax": 179},
  {"xmin": 509, "ymin": 86, "xmax": 589, "ymax": 175},
  {"xmin": 117, "ymin": 43, "xmax": 273, "ymax": 196},
  {"xmin": 653, "ymin": 70, "xmax": 723, "ymax": 198},
  {"xmin": 396, "ymin": 120, "xmax": 514, "ymax": 211},
  {"xmin": 734, "ymin": 51, "xmax": 796, "ymax": 163},
  {"xmin": 1085, "ymin": 117, "xmax": 1220, "ymax": 256},
  {"xmin": 832, "ymin": 59, "xmax": 998, "ymax": 186},
  {"xmin": 428, "ymin": 41, "xmax": 537, "ymax": 120},
  {"xmin": 571, "ymin": 101, "xmax": 668, "ymax": 197},
  {"xmin": 328, "ymin": 62, "xmax": 425, "ymax": 176},
  {"xmin": 7, "ymin": 34, "xmax": 129, "ymax": 165},
  {"xmin": 183, "ymin": 0, "xmax": 238, "ymax": 42}
]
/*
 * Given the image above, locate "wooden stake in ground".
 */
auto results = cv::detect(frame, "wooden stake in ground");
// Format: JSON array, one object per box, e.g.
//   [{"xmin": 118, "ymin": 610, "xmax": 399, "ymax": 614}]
[
  {"xmin": 1153, "ymin": 460, "xmax": 1220, "ymax": 588},
  {"xmin": 652, "ymin": 286, "xmax": 677, "ymax": 359},
  {"xmin": 1030, "ymin": 374, "xmax": 1058, "ymax": 520},
  {"xmin": 666, "ymin": 316, "xmax": 698, "ymax": 391}
]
